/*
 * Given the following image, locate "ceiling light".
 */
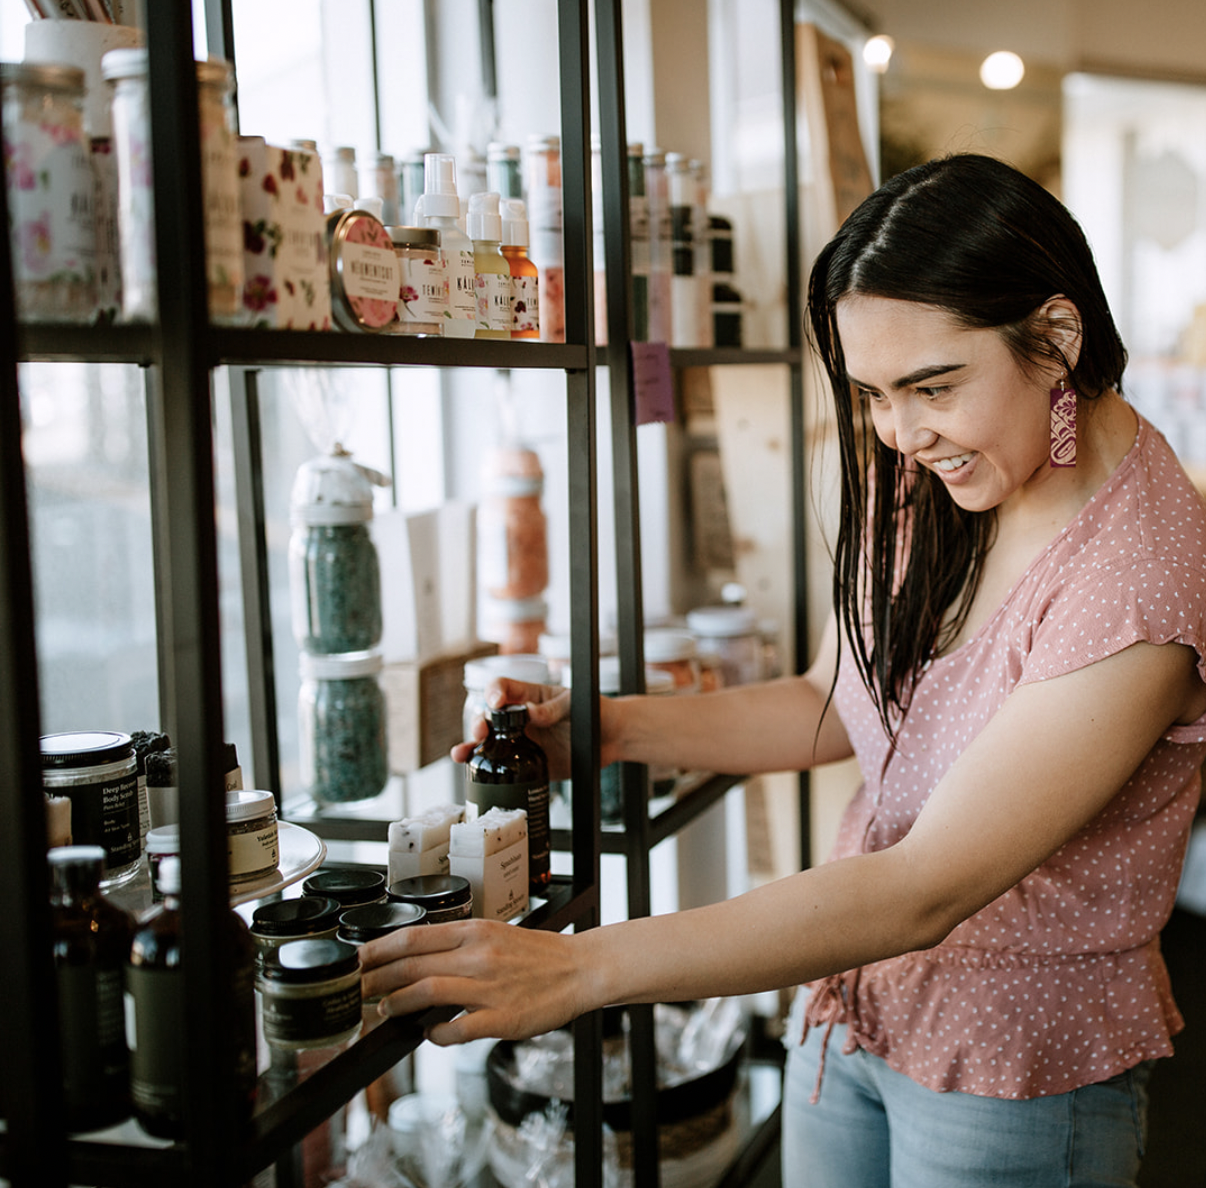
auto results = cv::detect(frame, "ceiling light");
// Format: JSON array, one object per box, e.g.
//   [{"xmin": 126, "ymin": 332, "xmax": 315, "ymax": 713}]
[
  {"xmin": 980, "ymin": 50, "xmax": 1025, "ymax": 90},
  {"xmin": 863, "ymin": 35, "xmax": 895, "ymax": 74}
]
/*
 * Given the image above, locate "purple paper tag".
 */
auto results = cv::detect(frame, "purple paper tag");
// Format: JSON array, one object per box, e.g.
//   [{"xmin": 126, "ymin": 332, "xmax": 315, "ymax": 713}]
[{"xmin": 631, "ymin": 342, "xmax": 676, "ymax": 426}]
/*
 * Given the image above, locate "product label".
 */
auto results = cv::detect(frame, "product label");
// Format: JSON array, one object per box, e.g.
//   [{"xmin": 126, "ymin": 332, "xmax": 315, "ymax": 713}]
[
  {"xmin": 512, "ymin": 274, "xmax": 539, "ymax": 334},
  {"xmin": 228, "ymin": 824, "xmax": 279, "ymax": 882},
  {"xmin": 199, "ymin": 116, "xmax": 243, "ymax": 311},
  {"xmin": 5, "ymin": 111, "xmax": 95, "ymax": 293},
  {"xmin": 398, "ymin": 252, "xmax": 448, "ymax": 323},
  {"xmin": 629, "ymin": 195, "xmax": 651, "ymax": 275},
  {"xmin": 260, "ymin": 982, "xmax": 362, "ymax": 1046},
  {"xmin": 475, "ymin": 269, "xmax": 511, "ymax": 333},
  {"xmin": 58, "ymin": 961, "xmax": 128, "ymax": 1108},
  {"xmin": 341, "ymin": 241, "xmax": 401, "ymax": 303},
  {"xmin": 126, "ymin": 966, "xmax": 184, "ymax": 1120},
  {"xmin": 92, "ymin": 138, "xmax": 121, "ymax": 315},
  {"xmin": 62, "ymin": 772, "xmax": 140, "ymax": 870},
  {"xmin": 447, "ymin": 248, "xmax": 478, "ymax": 321},
  {"xmin": 466, "ymin": 779, "xmax": 549, "ymax": 866}
]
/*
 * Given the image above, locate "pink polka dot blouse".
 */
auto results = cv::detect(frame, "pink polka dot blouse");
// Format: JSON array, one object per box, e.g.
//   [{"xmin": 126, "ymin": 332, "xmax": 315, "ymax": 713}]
[{"xmin": 802, "ymin": 413, "xmax": 1206, "ymax": 1099}]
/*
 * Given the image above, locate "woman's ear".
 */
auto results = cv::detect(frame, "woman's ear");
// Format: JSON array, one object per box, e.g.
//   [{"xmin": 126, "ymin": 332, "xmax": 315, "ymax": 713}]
[{"xmin": 1040, "ymin": 295, "xmax": 1083, "ymax": 375}]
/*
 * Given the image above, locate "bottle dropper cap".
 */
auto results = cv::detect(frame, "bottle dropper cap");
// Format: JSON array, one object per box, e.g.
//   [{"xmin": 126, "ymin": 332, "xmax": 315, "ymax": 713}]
[
  {"xmin": 500, "ymin": 198, "xmax": 529, "ymax": 248},
  {"xmin": 422, "ymin": 153, "xmax": 462, "ymax": 218},
  {"xmin": 467, "ymin": 192, "xmax": 502, "ymax": 242}
]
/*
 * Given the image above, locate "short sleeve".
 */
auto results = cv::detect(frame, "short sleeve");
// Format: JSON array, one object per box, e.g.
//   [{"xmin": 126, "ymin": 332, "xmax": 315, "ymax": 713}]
[{"xmin": 1019, "ymin": 555, "xmax": 1206, "ymax": 744}]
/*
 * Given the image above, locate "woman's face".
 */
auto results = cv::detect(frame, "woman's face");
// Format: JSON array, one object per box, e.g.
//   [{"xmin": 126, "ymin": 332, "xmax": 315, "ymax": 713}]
[{"xmin": 836, "ymin": 295, "xmax": 1057, "ymax": 515}]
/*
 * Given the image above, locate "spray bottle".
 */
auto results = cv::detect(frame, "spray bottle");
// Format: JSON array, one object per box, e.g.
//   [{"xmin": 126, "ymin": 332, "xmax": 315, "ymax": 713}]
[{"xmin": 419, "ymin": 153, "xmax": 477, "ymax": 339}]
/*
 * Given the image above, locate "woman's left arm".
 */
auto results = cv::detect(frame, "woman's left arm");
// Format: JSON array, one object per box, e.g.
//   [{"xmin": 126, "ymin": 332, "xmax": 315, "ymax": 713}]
[{"xmin": 359, "ymin": 639, "xmax": 1206, "ymax": 1045}]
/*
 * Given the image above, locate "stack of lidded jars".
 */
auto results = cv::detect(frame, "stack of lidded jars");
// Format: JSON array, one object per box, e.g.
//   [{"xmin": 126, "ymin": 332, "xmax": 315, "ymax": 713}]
[
  {"xmin": 477, "ymin": 442, "xmax": 550, "ymax": 654},
  {"xmin": 290, "ymin": 448, "xmax": 389, "ymax": 805}
]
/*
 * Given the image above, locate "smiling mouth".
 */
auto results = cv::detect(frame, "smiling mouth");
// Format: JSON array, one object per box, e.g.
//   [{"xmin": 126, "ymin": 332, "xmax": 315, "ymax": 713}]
[{"xmin": 932, "ymin": 451, "xmax": 975, "ymax": 473}]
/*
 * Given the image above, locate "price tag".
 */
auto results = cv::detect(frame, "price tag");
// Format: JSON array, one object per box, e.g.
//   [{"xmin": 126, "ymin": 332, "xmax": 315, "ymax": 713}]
[{"xmin": 631, "ymin": 341, "xmax": 675, "ymax": 426}]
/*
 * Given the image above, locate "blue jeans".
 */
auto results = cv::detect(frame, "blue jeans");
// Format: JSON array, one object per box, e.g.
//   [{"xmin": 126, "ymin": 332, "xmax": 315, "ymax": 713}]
[{"xmin": 782, "ymin": 1024, "xmax": 1152, "ymax": 1187}]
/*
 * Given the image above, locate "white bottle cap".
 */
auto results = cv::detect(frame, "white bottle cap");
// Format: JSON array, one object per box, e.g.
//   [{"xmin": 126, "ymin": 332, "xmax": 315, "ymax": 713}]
[
  {"xmin": 500, "ymin": 198, "xmax": 529, "ymax": 248},
  {"xmin": 467, "ymin": 192, "xmax": 502, "ymax": 242},
  {"xmin": 324, "ymin": 193, "xmax": 354, "ymax": 214},
  {"xmin": 423, "ymin": 153, "xmax": 462, "ymax": 218}
]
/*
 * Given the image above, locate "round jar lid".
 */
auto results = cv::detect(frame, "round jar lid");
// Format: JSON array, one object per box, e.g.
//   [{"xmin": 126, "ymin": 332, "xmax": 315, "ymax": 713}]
[
  {"xmin": 1, "ymin": 61, "xmax": 85, "ymax": 92},
  {"xmin": 387, "ymin": 874, "xmax": 472, "ymax": 911},
  {"xmin": 259, "ymin": 938, "xmax": 360, "ymax": 983},
  {"xmin": 145, "ymin": 825, "xmax": 180, "ymax": 855},
  {"xmin": 226, "ymin": 789, "xmax": 276, "ymax": 823},
  {"xmin": 643, "ymin": 629, "xmax": 698, "ymax": 664},
  {"xmin": 386, "ymin": 224, "xmax": 441, "ymax": 250},
  {"xmin": 251, "ymin": 896, "xmax": 343, "ymax": 937},
  {"xmin": 47, "ymin": 844, "xmax": 107, "ymax": 867},
  {"xmin": 482, "ymin": 596, "xmax": 548, "ymax": 624},
  {"xmin": 101, "ymin": 47, "xmax": 148, "ymax": 81},
  {"xmin": 40, "ymin": 731, "xmax": 133, "ymax": 769},
  {"xmin": 562, "ymin": 658, "xmax": 675, "ymax": 697},
  {"xmin": 299, "ymin": 650, "xmax": 383, "ymax": 681},
  {"xmin": 290, "ymin": 451, "xmax": 375, "ymax": 526},
  {"xmin": 303, "ymin": 868, "xmax": 387, "ymax": 906},
  {"xmin": 463, "ymin": 653, "xmax": 550, "ymax": 691},
  {"xmin": 337, "ymin": 901, "xmax": 426, "ymax": 942},
  {"xmin": 686, "ymin": 606, "xmax": 759, "ymax": 638}
]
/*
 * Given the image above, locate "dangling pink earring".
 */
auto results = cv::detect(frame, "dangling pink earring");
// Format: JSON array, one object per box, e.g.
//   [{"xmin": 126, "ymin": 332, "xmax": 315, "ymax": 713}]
[{"xmin": 1049, "ymin": 377, "xmax": 1077, "ymax": 468}]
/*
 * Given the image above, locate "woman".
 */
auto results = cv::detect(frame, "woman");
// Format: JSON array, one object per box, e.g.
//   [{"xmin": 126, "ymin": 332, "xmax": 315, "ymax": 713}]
[{"xmin": 361, "ymin": 155, "xmax": 1206, "ymax": 1186}]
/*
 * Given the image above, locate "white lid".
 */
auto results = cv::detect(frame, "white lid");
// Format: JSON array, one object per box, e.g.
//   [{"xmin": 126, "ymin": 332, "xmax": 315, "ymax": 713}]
[
  {"xmin": 324, "ymin": 193, "xmax": 354, "ymax": 214},
  {"xmin": 686, "ymin": 605, "xmax": 759, "ymax": 638},
  {"xmin": 643, "ymin": 628, "xmax": 698, "ymax": 663},
  {"xmin": 537, "ymin": 632, "xmax": 616, "ymax": 661},
  {"xmin": 290, "ymin": 450, "xmax": 374, "ymax": 525},
  {"xmin": 226, "ymin": 789, "xmax": 276, "ymax": 823},
  {"xmin": 300, "ymin": 650, "xmax": 383, "ymax": 680},
  {"xmin": 466, "ymin": 192, "xmax": 502, "ymax": 242},
  {"xmin": 463, "ymin": 653, "xmax": 550, "ymax": 691},
  {"xmin": 563, "ymin": 658, "xmax": 674, "ymax": 696},
  {"xmin": 500, "ymin": 198, "xmax": 529, "ymax": 248},
  {"xmin": 158, "ymin": 855, "xmax": 182, "ymax": 895},
  {"xmin": 146, "ymin": 825, "xmax": 180, "ymax": 855},
  {"xmin": 422, "ymin": 153, "xmax": 461, "ymax": 218},
  {"xmin": 47, "ymin": 844, "xmax": 107, "ymax": 866},
  {"xmin": 483, "ymin": 596, "xmax": 547, "ymax": 623}
]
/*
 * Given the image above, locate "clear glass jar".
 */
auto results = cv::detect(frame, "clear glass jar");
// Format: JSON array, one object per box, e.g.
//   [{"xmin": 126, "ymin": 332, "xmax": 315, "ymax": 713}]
[
  {"xmin": 686, "ymin": 605, "xmax": 762, "ymax": 687},
  {"xmin": 256, "ymin": 938, "xmax": 362, "ymax": 1051},
  {"xmin": 1, "ymin": 62, "xmax": 96, "ymax": 322},
  {"xmin": 289, "ymin": 451, "xmax": 383, "ymax": 654},
  {"xmin": 41, "ymin": 731, "xmax": 140, "ymax": 887},
  {"xmin": 486, "ymin": 142, "xmax": 523, "ymax": 199},
  {"xmin": 298, "ymin": 650, "xmax": 389, "ymax": 804},
  {"xmin": 387, "ymin": 224, "xmax": 446, "ymax": 335},
  {"xmin": 643, "ymin": 628, "xmax": 701, "ymax": 694}
]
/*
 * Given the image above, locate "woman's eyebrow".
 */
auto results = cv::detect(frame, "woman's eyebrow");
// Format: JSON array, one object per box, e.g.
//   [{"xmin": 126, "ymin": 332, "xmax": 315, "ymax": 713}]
[{"xmin": 847, "ymin": 363, "xmax": 967, "ymax": 392}]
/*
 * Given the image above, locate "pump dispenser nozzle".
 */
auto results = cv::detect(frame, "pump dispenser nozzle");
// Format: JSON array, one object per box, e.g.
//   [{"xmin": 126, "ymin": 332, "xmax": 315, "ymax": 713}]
[
  {"xmin": 467, "ymin": 191, "xmax": 503, "ymax": 242},
  {"xmin": 500, "ymin": 198, "xmax": 530, "ymax": 248},
  {"xmin": 422, "ymin": 153, "xmax": 462, "ymax": 218}
]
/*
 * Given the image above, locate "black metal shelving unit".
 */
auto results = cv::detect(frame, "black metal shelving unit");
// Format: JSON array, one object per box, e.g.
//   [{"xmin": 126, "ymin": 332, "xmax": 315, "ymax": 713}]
[{"xmin": 1, "ymin": 1, "xmax": 818, "ymax": 1185}]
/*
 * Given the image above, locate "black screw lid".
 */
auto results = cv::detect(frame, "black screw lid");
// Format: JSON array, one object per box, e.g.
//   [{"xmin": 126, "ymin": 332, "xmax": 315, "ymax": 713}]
[
  {"xmin": 303, "ymin": 868, "xmax": 387, "ymax": 906},
  {"xmin": 259, "ymin": 938, "xmax": 360, "ymax": 983},
  {"xmin": 387, "ymin": 874, "xmax": 472, "ymax": 911},
  {"xmin": 486, "ymin": 703, "xmax": 529, "ymax": 732},
  {"xmin": 337, "ymin": 901, "xmax": 426, "ymax": 942},
  {"xmin": 251, "ymin": 895, "xmax": 343, "ymax": 937}
]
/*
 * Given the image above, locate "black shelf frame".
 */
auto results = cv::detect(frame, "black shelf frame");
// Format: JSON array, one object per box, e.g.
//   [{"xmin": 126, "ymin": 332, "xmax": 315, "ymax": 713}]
[{"xmin": 0, "ymin": 1, "xmax": 822, "ymax": 1186}]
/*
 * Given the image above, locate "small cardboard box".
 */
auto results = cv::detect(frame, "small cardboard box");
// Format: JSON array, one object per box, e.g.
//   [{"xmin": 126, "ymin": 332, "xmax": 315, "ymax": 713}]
[
  {"xmin": 449, "ymin": 808, "xmax": 529, "ymax": 922},
  {"xmin": 381, "ymin": 641, "xmax": 498, "ymax": 774}
]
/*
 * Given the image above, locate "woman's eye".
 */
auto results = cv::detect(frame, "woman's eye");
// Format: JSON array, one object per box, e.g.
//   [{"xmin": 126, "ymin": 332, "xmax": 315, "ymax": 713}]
[{"xmin": 857, "ymin": 386, "xmax": 883, "ymax": 404}]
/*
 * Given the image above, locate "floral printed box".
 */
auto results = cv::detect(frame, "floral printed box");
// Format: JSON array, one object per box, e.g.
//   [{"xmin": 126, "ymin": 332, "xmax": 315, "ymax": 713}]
[{"xmin": 238, "ymin": 136, "xmax": 331, "ymax": 330}]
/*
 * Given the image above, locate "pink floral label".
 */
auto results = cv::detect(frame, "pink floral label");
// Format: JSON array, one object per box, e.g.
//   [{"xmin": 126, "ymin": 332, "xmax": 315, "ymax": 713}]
[
  {"xmin": 511, "ymin": 274, "xmax": 539, "ymax": 334},
  {"xmin": 397, "ymin": 253, "xmax": 448, "ymax": 323}
]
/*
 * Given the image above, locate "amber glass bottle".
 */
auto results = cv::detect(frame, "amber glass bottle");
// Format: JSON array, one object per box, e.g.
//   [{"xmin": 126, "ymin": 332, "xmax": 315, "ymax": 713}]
[
  {"xmin": 126, "ymin": 857, "xmax": 257, "ymax": 1140},
  {"xmin": 48, "ymin": 845, "xmax": 134, "ymax": 1132},
  {"xmin": 466, "ymin": 703, "xmax": 551, "ymax": 894}
]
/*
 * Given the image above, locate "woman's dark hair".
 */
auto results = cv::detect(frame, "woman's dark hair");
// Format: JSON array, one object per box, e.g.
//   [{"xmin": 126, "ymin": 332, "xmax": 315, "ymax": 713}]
[{"xmin": 808, "ymin": 154, "xmax": 1127, "ymax": 739}]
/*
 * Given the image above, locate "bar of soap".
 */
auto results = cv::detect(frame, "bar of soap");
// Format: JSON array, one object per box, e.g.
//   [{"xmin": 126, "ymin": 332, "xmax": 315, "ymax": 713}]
[
  {"xmin": 388, "ymin": 803, "xmax": 463, "ymax": 883},
  {"xmin": 449, "ymin": 807, "xmax": 527, "ymax": 857}
]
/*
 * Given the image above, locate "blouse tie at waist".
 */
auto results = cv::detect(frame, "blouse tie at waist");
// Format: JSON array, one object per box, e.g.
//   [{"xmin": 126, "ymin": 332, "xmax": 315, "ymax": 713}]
[{"xmin": 800, "ymin": 969, "xmax": 862, "ymax": 1104}]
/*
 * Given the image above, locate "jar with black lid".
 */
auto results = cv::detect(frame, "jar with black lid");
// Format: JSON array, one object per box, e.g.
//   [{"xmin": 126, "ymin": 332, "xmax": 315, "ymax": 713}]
[
  {"xmin": 337, "ymin": 901, "xmax": 426, "ymax": 944},
  {"xmin": 303, "ymin": 867, "xmax": 388, "ymax": 908},
  {"xmin": 257, "ymin": 938, "xmax": 363, "ymax": 1050},
  {"xmin": 250, "ymin": 895, "xmax": 343, "ymax": 953},
  {"xmin": 386, "ymin": 873, "xmax": 473, "ymax": 924},
  {"xmin": 41, "ymin": 731, "xmax": 140, "ymax": 887}
]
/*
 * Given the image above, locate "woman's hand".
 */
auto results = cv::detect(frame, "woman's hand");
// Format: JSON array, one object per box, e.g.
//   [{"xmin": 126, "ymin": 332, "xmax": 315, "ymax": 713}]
[{"xmin": 359, "ymin": 919, "xmax": 593, "ymax": 1045}]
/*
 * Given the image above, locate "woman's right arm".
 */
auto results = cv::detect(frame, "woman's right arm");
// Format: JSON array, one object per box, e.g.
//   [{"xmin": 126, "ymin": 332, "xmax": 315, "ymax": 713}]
[{"xmin": 455, "ymin": 614, "xmax": 852, "ymax": 778}]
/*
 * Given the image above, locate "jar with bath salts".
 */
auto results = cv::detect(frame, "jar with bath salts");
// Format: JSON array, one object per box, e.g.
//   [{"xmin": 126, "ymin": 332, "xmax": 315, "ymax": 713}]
[
  {"xmin": 298, "ymin": 650, "xmax": 389, "ymax": 805},
  {"xmin": 386, "ymin": 874, "xmax": 473, "ymax": 924},
  {"xmin": 686, "ymin": 605, "xmax": 762, "ymax": 688},
  {"xmin": 256, "ymin": 938, "xmax": 362, "ymax": 1051},
  {"xmin": 482, "ymin": 595, "xmax": 547, "ymax": 656},
  {"xmin": 478, "ymin": 444, "xmax": 549, "ymax": 601},
  {"xmin": 304, "ymin": 867, "xmax": 388, "ymax": 908},
  {"xmin": 250, "ymin": 895, "xmax": 343, "ymax": 953},
  {"xmin": 643, "ymin": 629, "xmax": 701, "ymax": 695},
  {"xmin": 41, "ymin": 731, "xmax": 140, "ymax": 887},
  {"xmin": 1, "ymin": 62, "xmax": 95, "ymax": 322}
]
